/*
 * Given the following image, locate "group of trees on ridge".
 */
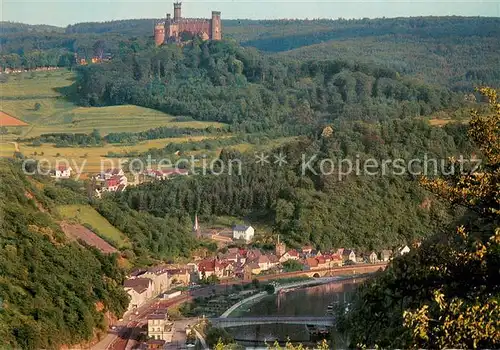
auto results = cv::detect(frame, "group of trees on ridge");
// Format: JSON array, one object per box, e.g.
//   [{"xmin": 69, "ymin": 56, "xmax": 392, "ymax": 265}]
[{"xmin": 73, "ymin": 39, "xmax": 463, "ymax": 134}]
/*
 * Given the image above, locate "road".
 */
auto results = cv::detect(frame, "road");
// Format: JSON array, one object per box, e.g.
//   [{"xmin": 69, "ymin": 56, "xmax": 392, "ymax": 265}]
[{"xmin": 93, "ymin": 265, "xmax": 386, "ymax": 349}]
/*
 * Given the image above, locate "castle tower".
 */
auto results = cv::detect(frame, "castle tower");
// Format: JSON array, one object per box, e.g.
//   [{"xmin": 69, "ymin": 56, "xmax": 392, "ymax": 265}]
[
  {"xmin": 211, "ymin": 11, "xmax": 222, "ymax": 40},
  {"xmin": 174, "ymin": 2, "xmax": 182, "ymax": 22},
  {"xmin": 154, "ymin": 23, "xmax": 165, "ymax": 46}
]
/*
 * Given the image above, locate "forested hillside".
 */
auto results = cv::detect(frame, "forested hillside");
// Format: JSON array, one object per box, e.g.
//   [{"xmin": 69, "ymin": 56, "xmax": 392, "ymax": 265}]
[
  {"xmin": 0, "ymin": 160, "xmax": 129, "ymax": 349},
  {"xmin": 100, "ymin": 118, "xmax": 472, "ymax": 251},
  {"xmin": 72, "ymin": 40, "xmax": 462, "ymax": 133},
  {"xmin": 335, "ymin": 88, "xmax": 500, "ymax": 349},
  {"xmin": 2, "ymin": 17, "xmax": 499, "ymax": 91}
]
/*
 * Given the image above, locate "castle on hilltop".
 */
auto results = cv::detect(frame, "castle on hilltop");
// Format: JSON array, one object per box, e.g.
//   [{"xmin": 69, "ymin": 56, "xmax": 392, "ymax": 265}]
[{"xmin": 154, "ymin": 2, "xmax": 221, "ymax": 45}]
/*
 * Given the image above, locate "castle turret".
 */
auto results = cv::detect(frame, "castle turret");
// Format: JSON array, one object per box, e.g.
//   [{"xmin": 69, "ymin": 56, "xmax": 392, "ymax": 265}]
[
  {"xmin": 211, "ymin": 11, "xmax": 222, "ymax": 40},
  {"xmin": 174, "ymin": 2, "xmax": 182, "ymax": 21},
  {"xmin": 154, "ymin": 23, "xmax": 165, "ymax": 46}
]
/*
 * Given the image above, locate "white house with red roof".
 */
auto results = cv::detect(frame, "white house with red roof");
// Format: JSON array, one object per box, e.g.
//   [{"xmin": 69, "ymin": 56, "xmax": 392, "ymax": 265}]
[
  {"xmin": 51, "ymin": 165, "xmax": 72, "ymax": 179},
  {"xmin": 279, "ymin": 249, "xmax": 300, "ymax": 263}
]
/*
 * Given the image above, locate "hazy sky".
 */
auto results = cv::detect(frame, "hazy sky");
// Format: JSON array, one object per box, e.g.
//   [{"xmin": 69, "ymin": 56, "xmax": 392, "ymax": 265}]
[{"xmin": 3, "ymin": 0, "xmax": 499, "ymax": 27}]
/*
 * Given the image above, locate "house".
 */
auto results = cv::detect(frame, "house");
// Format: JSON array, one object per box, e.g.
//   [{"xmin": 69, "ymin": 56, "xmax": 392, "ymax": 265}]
[
  {"xmin": 255, "ymin": 255, "xmax": 271, "ymax": 271},
  {"xmin": 147, "ymin": 311, "xmax": 173, "ymax": 342},
  {"xmin": 381, "ymin": 250, "xmax": 392, "ymax": 262},
  {"xmin": 316, "ymin": 256, "xmax": 329, "ymax": 269},
  {"xmin": 95, "ymin": 169, "xmax": 127, "ymax": 193},
  {"xmin": 146, "ymin": 339, "xmax": 166, "ymax": 349},
  {"xmin": 305, "ymin": 257, "xmax": 319, "ymax": 270},
  {"xmin": 301, "ymin": 245, "xmax": 313, "ymax": 256},
  {"xmin": 96, "ymin": 168, "xmax": 124, "ymax": 180},
  {"xmin": 368, "ymin": 251, "xmax": 378, "ymax": 264},
  {"xmin": 232, "ymin": 225, "xmax": 255, "ymax": 242},
  {"xmin": 244, "ymin": 262, "xmax": 261, "ymax": 276},
  {"xmin": 342, "ymin": 249, "xmax": 356, "ymax": 263},
  {"xmin": 328, "ymin": 253, "xmax": 343, "ymax": 267},
  {"xmin": 51, "ymin": 166, "xmax": 72, "ymax": 179},
  {"xmin": 396, "ymin": 245, "xmax": 411, "ymax": 256},
  {"xmin": 166, "ymin": 268, "xmax": 191, "ymax": 285},
  {"xmin": 266, "ymin": 254, "xmax": 280, "ymax": 269},
  {"xmin": 197, "ymin": 259, "xmax": 226, "ymax": 279},
  {"xmin": 279, "ymin": 249, "xmax": 300, "ymax": 263},
  {"xmin": 140, "ymin": 267, "xmax": 170, "ymax": 296},
  {"xmin": 124, "ymin": 277, "xmax": 154, "ymax": 310}
]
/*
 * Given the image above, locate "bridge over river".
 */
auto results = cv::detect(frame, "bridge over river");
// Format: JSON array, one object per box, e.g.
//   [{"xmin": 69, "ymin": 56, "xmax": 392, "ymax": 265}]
[{"xmin": 210, "ymin": 316, "xmax": 335, "ymax": 328}]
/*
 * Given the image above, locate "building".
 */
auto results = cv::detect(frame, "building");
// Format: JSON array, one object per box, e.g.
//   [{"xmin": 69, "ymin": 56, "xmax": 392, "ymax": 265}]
[
  {"xmin": 381, "ymin": 250, "xmax": 392, "ymax": 262},
  {"xmin": 147, "ymin": 311, "xmax": 174, "ymax": 342},
  {"xmin": 342, "ymin": 249, "xmax": 356, "ymax": 263},
  {"xmin": 167, "ymin": 268, "xmax": 191, "ymax": 285},
  {"xmin": 154, "ymin": 2, "xmax": 221, "ymax": 45},
  {"xmin": 140, "ymin": 267, "xmax": 170, "ymax": 296},
  {"xmin": 146, "ymin": 339, "xmax": 166, "ymax": 349},
  {"xmin": 279, "ymin": 249, "xmax": 299, "ymax": 263},
  {"xmin": 396, "ymin": 245, "xmax": 411, "ymax": 256},
  {"xmin": 232, "ymin": 225, "xmax": 255, "ymax": 242},
  {"xmin": 51, "ymin": 166, "xmax": 72, "ymax": 179},
  {"xmin": 368, "ymin": 251, "xmax": 378, "ymax": 264},
  {"xmin": 124, "ymin": 277, "xmax": 154, "ymax": 310},
  {"xmin": 94, "ymin": 168, "xmax": 127, "ymax": 195}
]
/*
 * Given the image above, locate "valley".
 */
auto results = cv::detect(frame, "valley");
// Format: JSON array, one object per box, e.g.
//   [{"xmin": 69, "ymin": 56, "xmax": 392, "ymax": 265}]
[{"xmin": 0, "ymin": 12, "xmax": 499, "ymax": 350}]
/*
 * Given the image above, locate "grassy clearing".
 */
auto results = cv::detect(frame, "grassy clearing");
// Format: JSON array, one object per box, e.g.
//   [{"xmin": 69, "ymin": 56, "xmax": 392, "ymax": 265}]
[
  {"xmin": 1, "ymin": 70, "xmax": 226, "ymax": 138},
  {"xmin": 57, "ymin": 204, "xmax": 130, "ymax": 248},
  {"xmin": 0, "ymin": 142, "xmax": 16, "ymax": 157},
  {"xmin": 20, "ymin": 135, "xmax": 226, "ymax": 173}
]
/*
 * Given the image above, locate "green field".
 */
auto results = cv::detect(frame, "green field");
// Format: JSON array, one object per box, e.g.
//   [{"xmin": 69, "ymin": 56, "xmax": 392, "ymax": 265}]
[
  {"xmin": 57, "ymin": 204, "xmax": 130, "ymax": 248},
  {"xmin": 0, "ymin": 70, "xmax": 226, "ymax": 138}
]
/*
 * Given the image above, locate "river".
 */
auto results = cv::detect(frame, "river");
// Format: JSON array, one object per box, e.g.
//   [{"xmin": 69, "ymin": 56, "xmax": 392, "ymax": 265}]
[{"xmin": 225, "ymin": 277, "xmax": 363, "ymax": 348}]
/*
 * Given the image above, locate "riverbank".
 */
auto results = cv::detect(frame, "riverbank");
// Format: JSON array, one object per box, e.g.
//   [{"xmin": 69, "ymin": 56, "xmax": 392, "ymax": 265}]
[{"xmin": 221, "ymin": 276, "xmax": 364, "ymax": 318}]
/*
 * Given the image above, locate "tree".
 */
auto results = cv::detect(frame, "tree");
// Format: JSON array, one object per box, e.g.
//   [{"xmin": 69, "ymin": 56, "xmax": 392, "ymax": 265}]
[
  {"xmin": 34, "ymin": 102, "xmax": 41, "ymax": 111},
  {"xmin": 404, "ymin": 87, "xmax": 500, "ymax": 348},
  {"xmin": 339, "ymin": 88, "xmax": 500, "ymax": 349},
  {"xmin": 282, "ymin": 260, "xmax": 304, "ymax": 272}
]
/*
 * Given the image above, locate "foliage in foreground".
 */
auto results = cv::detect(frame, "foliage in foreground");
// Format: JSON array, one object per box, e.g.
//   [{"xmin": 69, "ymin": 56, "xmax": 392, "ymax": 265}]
[{"xmin": 337, "ymin": 88, "xmax": 500, "ymax": 348}]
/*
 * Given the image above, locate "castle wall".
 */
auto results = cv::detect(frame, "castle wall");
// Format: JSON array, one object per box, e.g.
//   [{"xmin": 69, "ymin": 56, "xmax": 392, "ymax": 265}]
[
  {"xmin": 155, "ymin": 3, "xmax": 221, "ymax": 45},
  {"xmin": 178, "ymin": 19, "xmax": 211, "ymax": 38}
]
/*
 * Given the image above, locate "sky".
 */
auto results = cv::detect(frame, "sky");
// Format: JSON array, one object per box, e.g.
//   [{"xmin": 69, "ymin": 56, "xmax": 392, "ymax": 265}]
[{"xmin": 3, "ymin": 0, "xmax": 499, "ymax": 27}]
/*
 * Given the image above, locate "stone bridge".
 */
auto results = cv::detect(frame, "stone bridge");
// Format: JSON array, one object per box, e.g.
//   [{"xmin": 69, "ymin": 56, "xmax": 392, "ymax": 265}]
[
  {"xmin": 253, "ymin": 262, "xmax": 387, "ymax": 281},
  {"xmin": 210, "ymin": 316, "xmax": 335, "ymax": 328}
]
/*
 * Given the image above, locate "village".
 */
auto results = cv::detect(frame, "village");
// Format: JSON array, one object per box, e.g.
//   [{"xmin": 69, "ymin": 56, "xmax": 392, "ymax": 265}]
[
  {"xmin": 47, "ymin": 165, "xmax": 414, "ymax": 348},
  {"xmin": 121, "ymin": 221, "xmax": 412, "ymax": 348}
]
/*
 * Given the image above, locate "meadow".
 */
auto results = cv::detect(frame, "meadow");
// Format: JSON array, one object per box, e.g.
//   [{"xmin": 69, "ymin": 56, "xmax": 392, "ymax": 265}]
[
  {"xmin": 57, "ymin": 204, "xmax": 130, "ymax": 248},
  {"xmin": 20, "ymin": 135, "xmax": 228, "ymax": 174},
  {"xmin": 0, "ymin": 70, "xmax": 225, "ymax": 138}
]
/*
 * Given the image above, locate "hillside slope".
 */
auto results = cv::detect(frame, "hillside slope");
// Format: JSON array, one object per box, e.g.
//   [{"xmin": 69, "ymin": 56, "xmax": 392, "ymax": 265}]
[{"xmin": 0, "ymin": 159, "xmax": 129, "ymax": 349}]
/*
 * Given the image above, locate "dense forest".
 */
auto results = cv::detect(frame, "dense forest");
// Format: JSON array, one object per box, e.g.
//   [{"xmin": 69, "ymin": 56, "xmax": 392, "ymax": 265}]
[
  {"xmin": 0, "ymin": 159, "xmax": 129, "ymax": 349},
  {"xmin": 2, "ymin": 17, "xmax": 499, "ymax": 90},
  {"xmin": 99, "ymin": 118, "xmax": 473, "ymax": 251},
  {"xmin": 335, "ymin": 88, "xmax": 500, "ymax": 349},
  {"xmin": 72, "ymin": 40, "xmax": 462, "ymax": 133}
]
